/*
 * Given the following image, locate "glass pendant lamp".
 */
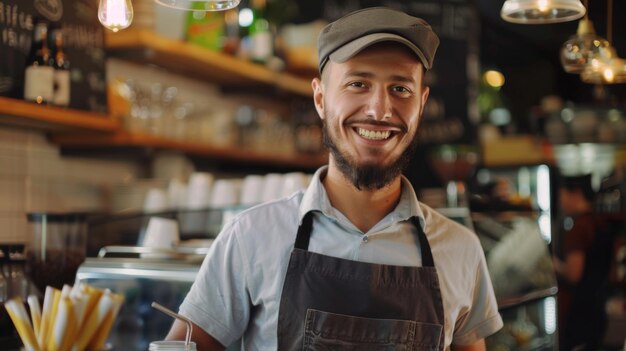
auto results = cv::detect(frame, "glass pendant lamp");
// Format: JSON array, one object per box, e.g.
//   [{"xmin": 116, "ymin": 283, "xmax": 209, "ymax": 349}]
[
  {"xmin": 501, "ymin": 0, "xmax": 586, "ymax": 24},
  {"xmin": 581, "ymin": 49, "xmax": 626, "ymax": 84},
  {"xmin": 560, "ymin": 19, "xmax": 610, "ymax": 73},
  {"xmin": 579, "ymin": 0, "xmax": 626, "ymax": 84},
  {"xmin": 154, "ymin": 0, "xmax": 240, "ymax": 10}
]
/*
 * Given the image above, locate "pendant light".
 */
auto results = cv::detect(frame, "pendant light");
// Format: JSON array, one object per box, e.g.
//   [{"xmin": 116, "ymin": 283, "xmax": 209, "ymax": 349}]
[
  {"xmin": 560, "ymin": 0, "xmax": 611, "ymax": 73},
  {"xmin": 580, "ymin": 55, "xmax": 626, "ymax": 84},
  {"xmin": 501, "ymin": 0, "xmax": 586, "ymax": 24},
  {"xmin": 580, "ymin": 0, "xmax": 626, "ymax": 84},
  {"xmin": 98, "ymin": 0, "xmax": 134, "ymax": 32},
  {"xmin": 154, "ymin": 0, "xmax": 241, "ymax": 11}
]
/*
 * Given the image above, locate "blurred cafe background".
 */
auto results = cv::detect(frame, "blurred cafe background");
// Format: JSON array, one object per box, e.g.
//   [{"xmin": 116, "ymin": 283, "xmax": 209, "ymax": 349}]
[{"xmin": 1, "ymin": 0, "xmax": 626, "ymax": 350}]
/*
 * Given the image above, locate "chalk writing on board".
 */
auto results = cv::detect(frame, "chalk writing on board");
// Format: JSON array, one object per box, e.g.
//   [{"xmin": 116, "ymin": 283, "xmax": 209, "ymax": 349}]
[{"xmin": 0, "ymin": 0, "xmax": 107, "ymax": 112}]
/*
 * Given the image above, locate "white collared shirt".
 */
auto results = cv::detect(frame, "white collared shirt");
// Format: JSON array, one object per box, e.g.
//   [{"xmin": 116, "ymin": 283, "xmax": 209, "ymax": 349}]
[{"xmin": 179, "ymin": 166, "xmax": 502, "ymax": 350}]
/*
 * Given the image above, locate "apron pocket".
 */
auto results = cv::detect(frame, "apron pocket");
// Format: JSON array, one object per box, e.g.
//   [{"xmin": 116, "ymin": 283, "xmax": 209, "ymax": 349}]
[{"xmin": 303, "ymin": 309, "xmax": 442, "ymax": 351}]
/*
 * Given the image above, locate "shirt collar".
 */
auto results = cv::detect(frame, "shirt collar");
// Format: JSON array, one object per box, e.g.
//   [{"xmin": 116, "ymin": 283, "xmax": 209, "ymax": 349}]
[{"xmin": 298, "ymin": 166, "xmax": 424, "ymax": 226}]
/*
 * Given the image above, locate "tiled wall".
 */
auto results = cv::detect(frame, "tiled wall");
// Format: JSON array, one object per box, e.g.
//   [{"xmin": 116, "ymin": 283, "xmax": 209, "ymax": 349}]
[{"xmin": 0, "ymin": 126, "xmax": 140, "ymax": 244}]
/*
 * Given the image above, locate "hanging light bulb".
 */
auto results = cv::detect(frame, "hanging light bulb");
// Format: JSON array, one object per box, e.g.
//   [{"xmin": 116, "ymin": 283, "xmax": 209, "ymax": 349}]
[
  {"xmin": 579, "ymin": 0, "xmax": 626, "ymax": 84},
  {"xmin": 560, "ymin": 19, "xmax": 610, "ymax": 73},
  {"xmin": 98, "ymin": 0, "xmax": 134, "ymax": 32},
  {"xmin": 581, "ymin": 48, "xmax": 626, "ymax": 84},
  {"xmin": 154, "ymin": 0, "xmax": 240, "ymax": 11},
  {"xmin": 501, "ymin": 0, "xmax": 586, "ymax": 24}
]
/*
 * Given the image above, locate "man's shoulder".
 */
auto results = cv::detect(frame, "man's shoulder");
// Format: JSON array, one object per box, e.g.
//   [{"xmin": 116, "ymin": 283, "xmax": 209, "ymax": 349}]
[
  {"xmin": 228, "ymin": 192, "xmax": 304, "ymax": 233},
  {"xmin": 419, "ymin": 203, "xmax": 482, "ymax": 252}
]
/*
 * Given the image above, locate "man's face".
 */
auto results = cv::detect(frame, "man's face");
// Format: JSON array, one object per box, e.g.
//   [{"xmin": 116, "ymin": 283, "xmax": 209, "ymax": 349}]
[{"xmin": 312, "ymin": 43, "xmax": 430, "ymax": 190}]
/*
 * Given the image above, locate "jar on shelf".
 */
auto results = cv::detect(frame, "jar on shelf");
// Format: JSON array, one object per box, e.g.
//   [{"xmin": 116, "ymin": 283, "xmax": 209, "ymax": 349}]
[{"xmin": 25, "ymin": 213, "xmax": 88, "ymax": 293}]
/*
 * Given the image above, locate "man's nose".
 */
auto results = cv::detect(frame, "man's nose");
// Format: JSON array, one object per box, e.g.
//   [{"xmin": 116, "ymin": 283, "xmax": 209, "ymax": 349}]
[{"xmin": 365, "ymin": 88, "xmax": 392, "ymax": 120}]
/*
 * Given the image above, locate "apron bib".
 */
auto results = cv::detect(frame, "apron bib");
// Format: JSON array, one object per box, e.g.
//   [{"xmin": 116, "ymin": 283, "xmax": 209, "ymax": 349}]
[{"xmin": 277, "ymin": 213, "xmax": 445, "ymax": 350}]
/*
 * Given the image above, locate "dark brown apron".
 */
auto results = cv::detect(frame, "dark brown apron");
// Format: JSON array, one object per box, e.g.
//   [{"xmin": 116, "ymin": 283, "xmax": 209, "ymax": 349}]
[{"xmin": 277, "ymin": 212, "xmax": 445, "ymax": 350}]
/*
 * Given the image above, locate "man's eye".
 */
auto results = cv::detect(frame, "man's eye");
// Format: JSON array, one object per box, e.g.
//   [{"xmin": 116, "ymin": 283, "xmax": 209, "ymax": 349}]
[
  {"xmin": 392, "ymin": 86, "xmax": 412, "ymax": 93},
  {"xmin": 348, "ymin": 81, "xmax": 366, "ymax": 88}
]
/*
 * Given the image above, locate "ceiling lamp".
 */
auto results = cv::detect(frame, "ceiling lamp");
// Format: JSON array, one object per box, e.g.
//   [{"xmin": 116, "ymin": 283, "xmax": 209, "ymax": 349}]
[
  {"xmin": 579, "ymin": 0, "xmax": 626, "ymax": 84},
  {"xmin": 580, "ymin": 51, "xmax": 626, "ymax": 84},
  {"xmin": 154, "ymin": 0, "xmax": 241, "ymax": 11},
  {"xmin": 560, "ymin": 19, "xmax": 610, "ymax": 73},
  {"xmin": 501, "ymin": 0, "xmax": 586, "ymax": 24}
]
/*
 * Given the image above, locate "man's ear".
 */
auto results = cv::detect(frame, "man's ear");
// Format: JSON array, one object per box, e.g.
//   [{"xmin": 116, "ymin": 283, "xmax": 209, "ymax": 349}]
[
  {"xmin": 420, "ymin": 85, "xmax": 430, "ymax": 117},
  {"xmin": 312, "ymin": 77, "xmax": 324, "ymax": 120}
]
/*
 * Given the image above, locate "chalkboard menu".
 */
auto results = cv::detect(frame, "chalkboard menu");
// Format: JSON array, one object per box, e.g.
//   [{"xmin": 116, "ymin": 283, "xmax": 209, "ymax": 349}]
[
  {"xmin": 294, "ymin": 0, "xmax": 478, "ymax": 145},
  {"xmin": 0, "ymin": 0, "xmax": 107, "ymax": 112}
]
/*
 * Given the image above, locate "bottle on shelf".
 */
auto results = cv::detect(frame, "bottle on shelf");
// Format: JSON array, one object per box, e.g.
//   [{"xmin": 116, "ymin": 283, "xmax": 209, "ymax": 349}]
[
  {"xmin": 23, "ymin": 19, "xmax": 55, "ymax": 104},
  {"xmin": 249, "ymin": 0, "xmax": 273, "ymax": 64},
  {"xmin": 50, "ymin": 25, "xmax": 70, "ymax": 107},
  {"xmin": 186, "ymin": 3, "xmax": 225, "ymax": 52}
]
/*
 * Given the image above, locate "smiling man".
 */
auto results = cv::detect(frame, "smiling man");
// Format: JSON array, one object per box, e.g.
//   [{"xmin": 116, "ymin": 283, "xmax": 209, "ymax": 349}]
[{"xmin": 167, "ymin": 7, "xmax": 502, "ymax": 350}]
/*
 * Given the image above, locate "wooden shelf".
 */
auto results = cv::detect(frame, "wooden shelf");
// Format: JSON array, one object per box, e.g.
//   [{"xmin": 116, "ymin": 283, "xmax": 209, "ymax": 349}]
[
  {"xmin": 105, "ymin": 29, "xmax": 313, "ymax": 98},
  {"xmin": 51, "ymin": 131, "xmax": 328, "ymax": 170},
  {"xmin": 0, "ymin": 97, "xmax": 119, "ymax": 132}
]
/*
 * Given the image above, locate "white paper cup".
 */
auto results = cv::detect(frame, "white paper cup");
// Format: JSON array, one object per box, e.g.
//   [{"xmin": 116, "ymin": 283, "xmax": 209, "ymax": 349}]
[
  {"xmin": 209, "ymin": 179, "xmax": 239, "ymax": 208},
  {"xmin": 142, "ymin": 217, "xmax": 180, "ymax": 248},
  {"xmin": 240, "ymin": 175, "xmax": 264, "ymax": 206},
  {"xmin": 144, "ymin": 188, "xmax": 168, "ymax": 213},
  {"xmin": 261, "ymin": 173, "xmax": 284, "ymax": 203},
  {"xmin": 281, "ymin": 172, "xmax": 307, "ymax": 198},
  {"xmin": 167, "ymin": 178, "xmax": 188, "ymax": 210},
  {"xmin": 186, "ymin": 172, "xmax": 214, "ymax": 209}
]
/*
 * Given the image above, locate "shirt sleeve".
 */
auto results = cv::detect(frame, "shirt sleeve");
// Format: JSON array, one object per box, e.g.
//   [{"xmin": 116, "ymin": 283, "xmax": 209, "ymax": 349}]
[
  {"xmin": 452, "ymin": 244, "xmax": 503, "ymax": 346},
  {"xmin": 178, "ymin": 219, "xmax": 250, "ymax": 346}
]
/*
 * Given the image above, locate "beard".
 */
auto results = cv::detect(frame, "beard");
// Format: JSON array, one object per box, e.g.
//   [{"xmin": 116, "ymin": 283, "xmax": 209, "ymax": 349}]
[{"xmin": 322, "ymin": 116, "xmax": 420, "ymax": 191}]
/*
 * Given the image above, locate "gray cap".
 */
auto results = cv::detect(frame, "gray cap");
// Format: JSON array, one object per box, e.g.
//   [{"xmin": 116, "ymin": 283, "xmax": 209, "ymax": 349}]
[{"xmin": 318, "ymin": 7, "xmax": 440, "ymax": 73}]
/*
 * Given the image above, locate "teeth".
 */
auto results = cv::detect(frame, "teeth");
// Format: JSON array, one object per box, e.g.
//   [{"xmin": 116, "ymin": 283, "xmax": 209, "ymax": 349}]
[{"xmin": 357, "ymin": 128, "xmax": 391, "ymax": 140}]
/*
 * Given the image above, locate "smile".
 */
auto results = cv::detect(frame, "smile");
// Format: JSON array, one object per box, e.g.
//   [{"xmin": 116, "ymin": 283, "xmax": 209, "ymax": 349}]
[{"xmin": 357, "ymin": 128, "xmax": 392, "ymax": 141}]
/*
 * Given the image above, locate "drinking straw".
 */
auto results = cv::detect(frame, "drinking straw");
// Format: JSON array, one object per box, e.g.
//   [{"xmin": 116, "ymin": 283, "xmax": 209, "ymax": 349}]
[
  {"xmin": 4, "ymin": 298, "xmax": 40, "ymax": 351},
  {"xmin": 55, "ymin": 297, "xmax": 77, "ymax": 351},
  {"xmin": 151, "ymin": 302, "xmax": 194, "ymax": 346},
  {"xmin": 81, "ymin": 284, "xmax": 104, "ymax": 323},
  {"xmin": 46, "ymin": 289, "xmax": 63, "ymax": 351},
  {"xmin": 74, "ymin": 290, "xmax": 115, "ymax": 351},
  {"xmin": 38, "ymin": 286, "xmax": 56, "ymax": 350},
  {"xmin": 27, "ymin": 295, "xmax": 42, "ymax": 339},
  {"xmin": 87, "ymin": 291, "xmax": 124, "ymax": 351}
]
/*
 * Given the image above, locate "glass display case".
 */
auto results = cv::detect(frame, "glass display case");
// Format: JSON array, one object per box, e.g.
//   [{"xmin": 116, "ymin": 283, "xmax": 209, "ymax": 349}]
[{"xmin": 473, "ymin": 213, "xmax": 558, "ymax": 351}]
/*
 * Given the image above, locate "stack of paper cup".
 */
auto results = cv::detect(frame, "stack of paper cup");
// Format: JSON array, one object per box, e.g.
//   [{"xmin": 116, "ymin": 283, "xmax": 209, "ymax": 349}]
[
  {"xmin": 141, "ymin": 217, "xmax": 180, "ymax": 249},
  {"xmin": 186, "ymin": 172, "xmax": 214, "ymax": 210},
  {"xmin": 143, "ymin": 188, "xmax": 168, "ymax": 213},
  {"xmin": 261, "ymin": 173, "xmax": 284, "ymax": 203},
  {"xmin": 209, "ymin": 179, "xmax": 240, "ymax": 208},
  {"xmin": 167, "ymin": 178, "xmax": 188, "ymax": 210},
  {"xmin": 240, "ymin": 175, "xmax": 264, "ymax": 206},
  {"xmin": 281, "ymin": 172, "xmax": 307, "ymax": 198}
]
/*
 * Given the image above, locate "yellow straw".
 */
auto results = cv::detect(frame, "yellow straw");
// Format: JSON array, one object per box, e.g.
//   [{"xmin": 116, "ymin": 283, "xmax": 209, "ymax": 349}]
[
  {"xmin": 74, "ymin": 290, "xmax": 114, "ymax": 351},
  {"xmin": 88, "ymin": 292, "xmax": 124, "ymax": 351},
  {"xmin": 4, "ymin": 298, "xmax": 41, "ymax": 351},
  {"xmin": 27, "ymin": 295, "xmax": 42, "ymax": 339},
  {"xmin": 38, "ymin": 286, "xmax": 55, "ymax": 349},
  {"xmin": 56, "ymin": 297, "xmax": 77, "ymax": 351},
  {"xmin": 46, "ymin": 289, "xmax": 63, "ymax": 351}
]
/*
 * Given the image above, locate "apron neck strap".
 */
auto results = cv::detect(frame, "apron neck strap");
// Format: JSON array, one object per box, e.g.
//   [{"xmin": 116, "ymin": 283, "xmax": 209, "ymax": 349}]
[
  {"xmin": 294, "ymin": 212, "xmax": 314, "ymax": 251},
  {"xmin": 294, "ymin": 212, "xmax": 435, "ymax": 267}
]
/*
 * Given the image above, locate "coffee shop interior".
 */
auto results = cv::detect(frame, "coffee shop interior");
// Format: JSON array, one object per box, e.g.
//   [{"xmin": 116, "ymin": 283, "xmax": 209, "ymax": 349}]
[{"xmin": 1, "ymin": 0, "xmax": 626, "ymax": 350}]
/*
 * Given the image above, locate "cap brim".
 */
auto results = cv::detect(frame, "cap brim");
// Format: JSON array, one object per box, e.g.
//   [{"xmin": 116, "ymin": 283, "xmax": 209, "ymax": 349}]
[{"xmin": 328, "ymin": 33, "xmax": 431, "ymax": 70}]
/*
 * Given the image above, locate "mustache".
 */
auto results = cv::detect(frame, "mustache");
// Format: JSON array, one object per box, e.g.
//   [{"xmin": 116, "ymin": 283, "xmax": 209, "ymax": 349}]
[{"xmin": 344, "ymin": 119, "xmax": 408, "ymax": 133}]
